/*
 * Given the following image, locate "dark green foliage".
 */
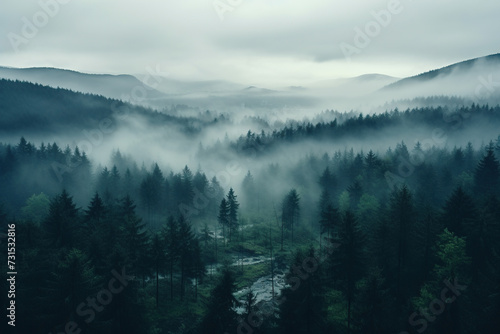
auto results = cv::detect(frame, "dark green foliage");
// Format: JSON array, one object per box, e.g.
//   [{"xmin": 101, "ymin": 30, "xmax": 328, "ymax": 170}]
[
  {"xmin": 282, "ymin": 189, "xmax": 300, "ymax": 245},
  {"xmin": 279, "ymin": 247, "xmax": 327, "ymax": 333},
  {"xmin": 42, "ymin": 189, "xmax": 79, "ymax": 249},
  {"xmin": 200, "ymin": 269, "xmax": 239, "ymax": 333},
  {"xmin": 226, "ymin": 187, "xmax": 240, "ymax": 241},
  {"xmin": 330, "ymin": 211, "xmax": 366, "ymax": 333},
  {"xmin": 474, "ymin": 144, "xmax": 500, "ymax": 197},
  {"xmin": 1, "ymin": 99, "xmax": 500, "ymax": 334},
  {"xmin": 441, "ymin": 186, "xmax": 476, "ymax": 237}
]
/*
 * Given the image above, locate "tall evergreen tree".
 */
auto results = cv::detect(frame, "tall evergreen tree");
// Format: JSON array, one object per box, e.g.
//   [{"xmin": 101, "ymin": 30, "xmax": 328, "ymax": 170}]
[
  {"xmin": 163, "ymin": 216, "xmax": 179, "ymax": 301},
  {"xmin": 441, "ymin": 186, "xmax": 476, "ymax": 237},
  {"xmin": 218, "ymin": 198, "xmax": 229, "ymax": 246},
  {"xmin": 149, "ymin": 232, "xmax": 166, "ymax": 308},
  {"xmin": 330, "ymin": 210, "xmax": 366, "ymax": 334},
  {"xmin": 117, "ymin": 196, "xmax": 149, "ymax": 279},
  {"xmin": 178, "ymin": 215, "xmax": 195, "ymax": 300},
  {"xmin": 200, "ymin": 269, "xmax": 239, "ymax": 333},
  {"xmin": 282, "ymin": 189, "xmax": 300, "ymax": 245},
  {"xmin": 413, "ymin": 229, "xmax": 470, "ymax": 334},
  {"xmin": 474, "ymin": 144, "xmax": 500, "ymax": 197},
  {"xmin": 242, "ymin": 170, "xmax": 257, "ymax": 210},
  {"xmin": 43, "ymin": 249, "xmax": 99, "ymax": 333},
  {"xmin": 42, "ymin": 190, "xmax": 79, "ymax": 249},
  {"xmin": 82, "ymin": 192, "xmax": 109, "ymax": 273},
  {"xmin": 388, "ymin": 185, "xmax": 415, "ymax": 303},
  {"xmin": 226, "ymin": 188, "xmax": 239, "ymax": 241},
  {"xmin": 279, "ymin": 248, "xmax": 327, "ymax": 333}
]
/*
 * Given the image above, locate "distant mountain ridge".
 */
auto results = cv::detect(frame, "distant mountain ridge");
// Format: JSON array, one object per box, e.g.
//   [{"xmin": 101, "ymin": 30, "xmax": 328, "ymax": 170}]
[
  {"xmin": 381, "ymin": 53, "xmax": 500, "ymax": 92},
  {"xmin": 1, "ymin": 53, "xmax": 499, "ymax": 114},
  {"xmin": 0, "ymin": 66, "xmax": 166, "ymax": 102},
  {"xmin": 0, "ymin": 78, "xmax": 204, "ymax": 136}
]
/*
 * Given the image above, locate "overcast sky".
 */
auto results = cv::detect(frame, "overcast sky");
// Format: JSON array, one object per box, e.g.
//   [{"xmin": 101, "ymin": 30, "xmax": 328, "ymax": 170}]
[{"xmin": 1, "ymin": 0, "xmax": 499, "ymax": 87}]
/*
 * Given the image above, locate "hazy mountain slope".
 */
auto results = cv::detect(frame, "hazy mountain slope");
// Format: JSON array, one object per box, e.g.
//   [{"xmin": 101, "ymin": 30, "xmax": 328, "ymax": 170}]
[
  {"xmin": 150, "ymin": 77, "xmax": 246, "ymax": 95},
  {"xmin": 312, "ymin": 74, "xmax": 399, "ymax": 96},
  {"xmin": 380, "ymin": 53, "xmax": 500, "ymax": 100},
  {"xmin": 0, "ymin": 79, "xmax": 199, "ymax": 136},
  {"xmin": 0, "ymin": 66, "xmax": 166, "ymax": 102}
]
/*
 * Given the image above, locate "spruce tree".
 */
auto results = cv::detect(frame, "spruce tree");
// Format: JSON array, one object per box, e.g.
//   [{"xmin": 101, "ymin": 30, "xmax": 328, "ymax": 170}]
[
  {"xmin": 441, "ymin": 186, "xmax": 476, "ymax": 237},
  {"xmin": 218, "ymin": 198, "xmax": 229, "ymax": 246},
  {"xmin": 163, "ymin": 216, "xmax": 179, "ymax": 301},
  {"xmin": 330, "ymin": 210, "xmax": 366, "ymax": 334},
  {"xmin": 282, "ymin": 189, "xmax": 300, "ymax": 245},
  {"xmin": 42, "ymin": 190, "xmax": 79, "ymax": 249},
  {"xmin": 474, "ymin": 144, "xmax": 500, "ymax": 197},
  {"xmin": 279, "ymin": 248, "xmax": 327, "ymax": 333},
  {"xmin": 226, "ymin": 188, "xmax": 240, "ymax": 241},
  {"xmin": 200, "ymin": 269, "xmax": 239, "ymax": 333}
]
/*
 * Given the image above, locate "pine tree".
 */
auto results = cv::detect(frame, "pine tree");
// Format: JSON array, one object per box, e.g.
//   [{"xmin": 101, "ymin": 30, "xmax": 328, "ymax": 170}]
[
  {"xmin": 82, "ymin": 192, "xmax": 109, "ymax": 274},
  {"xmin": 279, "ymin": 248, "xmax": 327, "ymax": 333},
  {"xmin": 42, "ymin": 190, "xmax": 79, "ymax": 249},
  {"xmin": 354, "ymin": 267, "xmax": 392, "ymax": 334},
  {"xmin": 149, "ymin": 232, "xmax": 165, "ymax": 308},
  {"xmin": 226, "ymin": 188, "xmax": 240, "ymax": 241},
  {"xmin": 191, "ymin": 238, "xmax": 205, "ymax": 301},
  {"xmin": 242, "ymin": 171, "xmax": 257, "ymax": 210},
  {"xmin": 441, "ymin": 186, "xmax": 476, "ymax": 237},
  {"xmin": 181, "ymin": 165, "xmax": 195, "ymax": 206},
  {"xmin": 319, "ymin": 167, "xmax": 337, "ymax": 196},
  {"xmin": 43, "ymin": 249, "xmax": 99, "ymax": 333},
  {"xmin": 208, "ymin": 176, "xmax": 225, "ymax": 216},
  {"xmin": 388, "ymin": 185, "xmax": 415, "ymax": 302},
  {"xmin": 347, "ymin": 180, "xmax": 363, "ymax": 209},
  {"xmin": 97, "ymin": 167, "xmax": 112, "ymax": 203},
  {"xmin": 319, "ymin": 203, "xmax": 339, "ymax": 251},
  {"xmin": 110, "ymin": 165, "xmax": 121, "ymax": 199},
  {"xmin": 200, "ymin": 269, "xmax": 239, "ymax": 333},
  {"xmin": 474, "ymin": 144, "xmax": 500, "ymax": 197},
  {"xmin": 84, "ymin": 192, "xmax": 107, "ymax": 227},
  {"xmin": 365, "ymin": 149, "xmax": 381, "ymax": 185},
  {"xmin": 330, "ymin": 210, "xmax": 366, "ymax": 334},
  {"xmin": 140, "ymin": 165, "xmax": 164, "ymax": 226},
  {"xmin": 413, "ymin": 229, "xmax": 470, "ymax": 334},
  {"xmin": 178, "ymin": 215, "xmax": 195, "ymax": 300},
  {"xmin": 282, "ymin": 189, "xmax": 300, "ymax": 245},
  {"xmin": 218, "ymin": 198, "xmax": 229, "ymax": 246},
  {"xmin": 117, "ymin": 196, "xmax": 149, "ymax": 279},
  {"xmin": 163, "ymin": 216, "xmax": 179, "ymax": 301}
]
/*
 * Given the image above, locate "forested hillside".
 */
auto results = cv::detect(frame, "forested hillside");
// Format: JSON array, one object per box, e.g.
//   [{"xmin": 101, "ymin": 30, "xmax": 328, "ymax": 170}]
[{"xmin": 1, "ymin": 113, "xmax": 499, "ymax": 333}]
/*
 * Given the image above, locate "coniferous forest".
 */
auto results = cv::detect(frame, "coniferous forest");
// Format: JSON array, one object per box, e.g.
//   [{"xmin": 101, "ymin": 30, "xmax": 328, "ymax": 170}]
[
  {"xmin": 1, "ymin": 73, "xmax": 500, "ymax": 333},
  {"xmin": 2, "ymin": 0, "xmax": 500, "ymax": 327}
]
